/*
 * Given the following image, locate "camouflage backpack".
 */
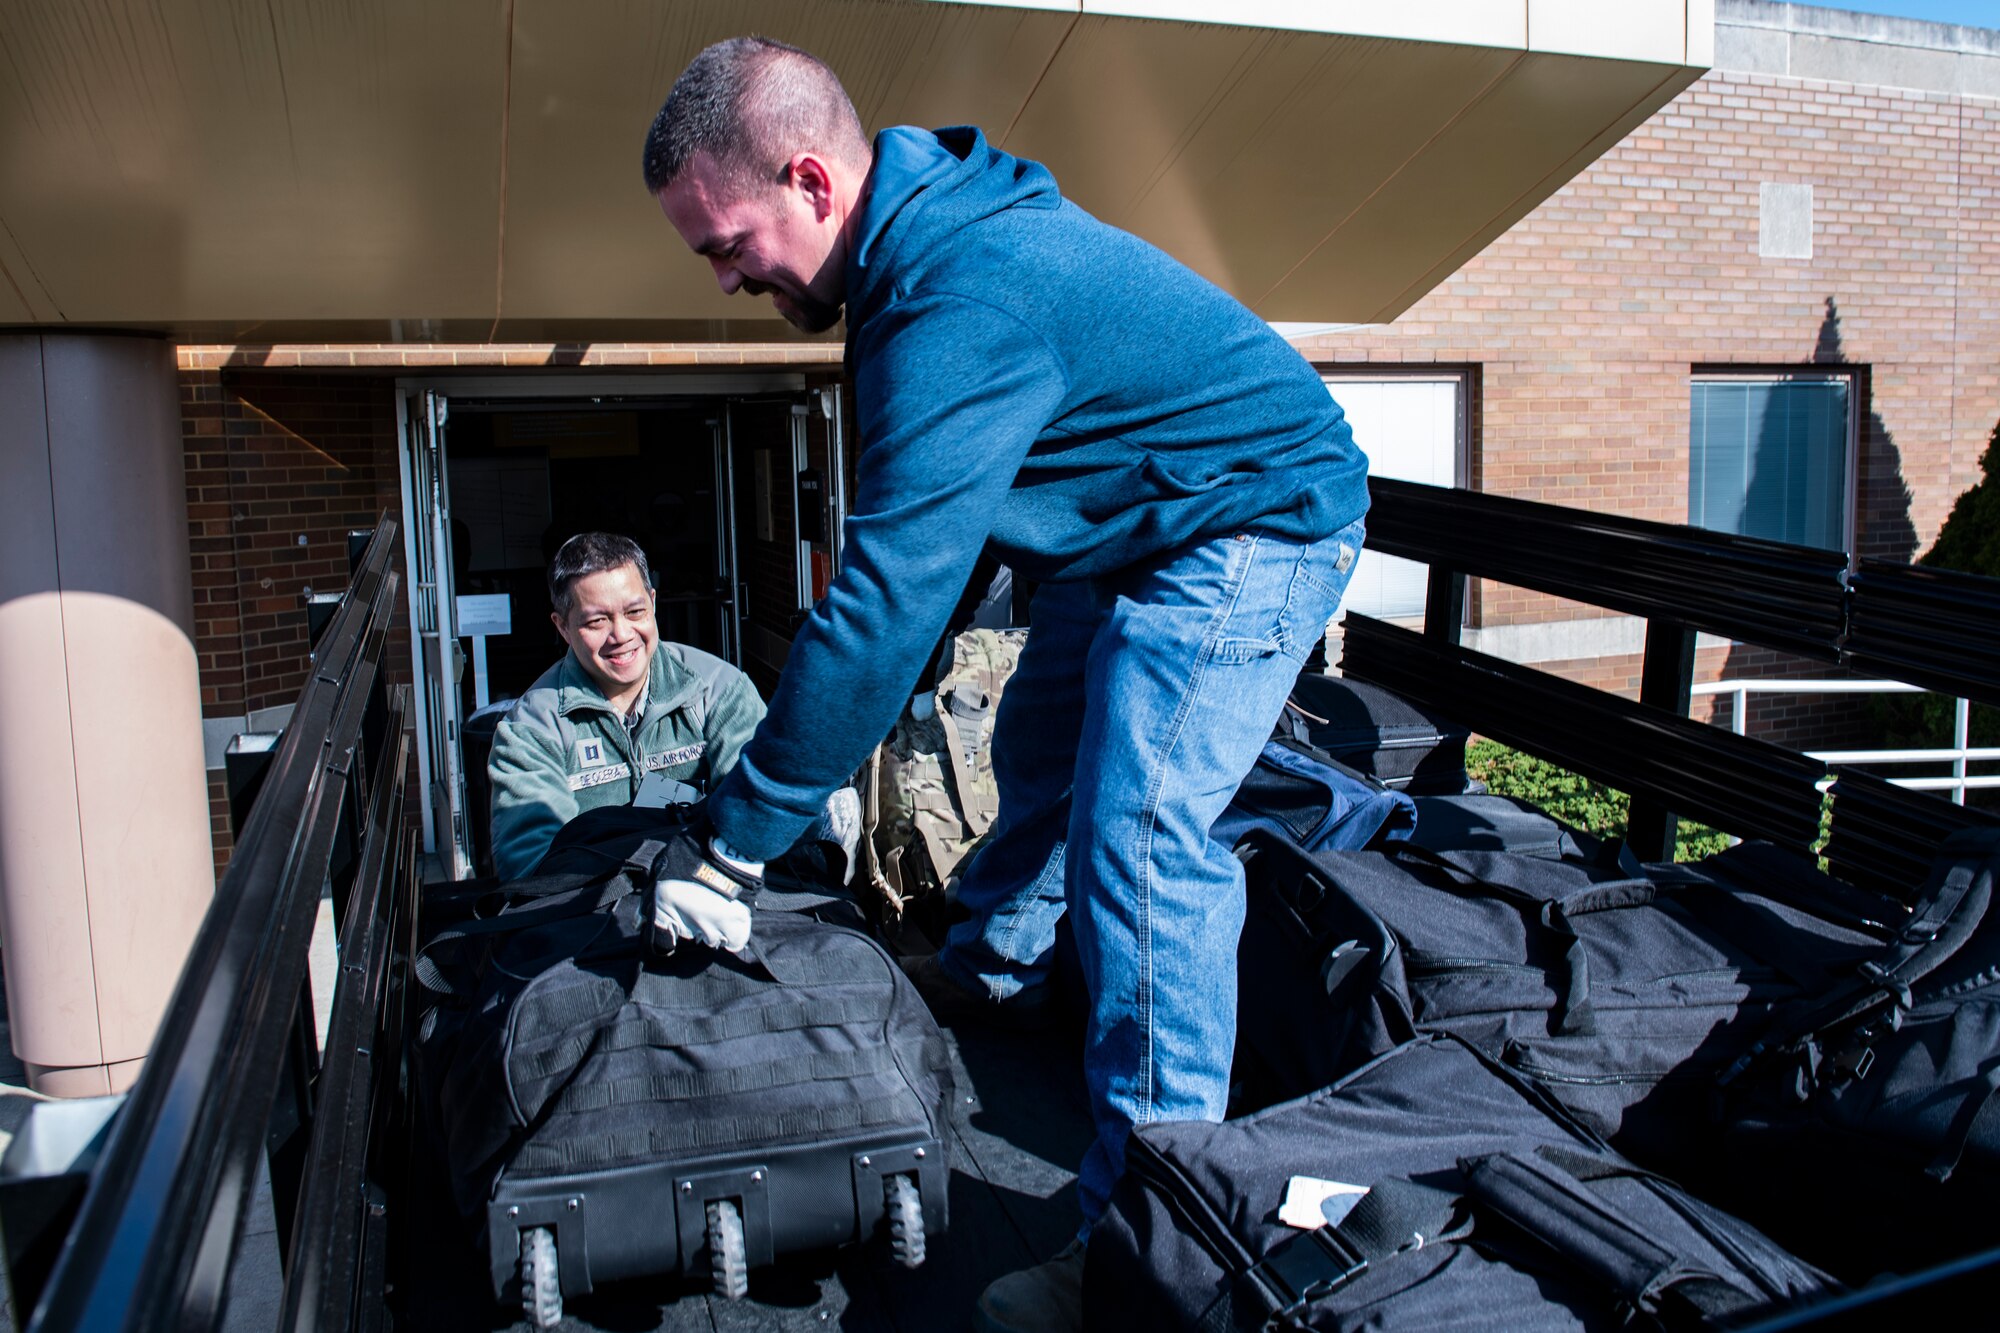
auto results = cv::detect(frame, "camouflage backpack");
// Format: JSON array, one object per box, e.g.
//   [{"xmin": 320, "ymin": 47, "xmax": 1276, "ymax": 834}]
[{"xmin": 862, "ymin": 628, "xmax": 1027, "ymax": 916}]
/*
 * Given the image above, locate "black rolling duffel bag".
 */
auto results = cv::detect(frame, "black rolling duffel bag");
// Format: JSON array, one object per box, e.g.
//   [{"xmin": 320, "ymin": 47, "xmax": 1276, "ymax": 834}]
[
  {"xmin": 413, "ymin": 808, "xmax": 953, "ymax": 1328},
  {"xmin": 1087, "ymin": 1034, "xmax": 1836, "ymax": 1331}
]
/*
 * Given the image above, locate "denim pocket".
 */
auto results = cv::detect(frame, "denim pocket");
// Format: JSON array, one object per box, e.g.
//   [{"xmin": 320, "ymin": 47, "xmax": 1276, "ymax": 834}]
[
  {"xmin": 1294, "ymin": 520, "xmax": 1364, "ymax": 605},
  {"xmin": 1274, "ymin": 520, "xmax": 1366, "ymax": 661}
]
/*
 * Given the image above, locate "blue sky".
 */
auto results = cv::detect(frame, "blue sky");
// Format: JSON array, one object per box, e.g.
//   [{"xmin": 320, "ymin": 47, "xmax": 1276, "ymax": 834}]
[{"xmin": 1802, "ymin": 0, "xmax": 2000, "ymax": 26}]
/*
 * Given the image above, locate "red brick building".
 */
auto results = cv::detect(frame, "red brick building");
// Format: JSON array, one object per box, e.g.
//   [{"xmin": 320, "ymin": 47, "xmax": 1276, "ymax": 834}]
[
  {"xmin": 1293, "ymin": 1, "xmax": 1999, "ymax": 728},
  {"xmin": 172, "ymin": 0, "xmax": 1999, "ymax": 874}
]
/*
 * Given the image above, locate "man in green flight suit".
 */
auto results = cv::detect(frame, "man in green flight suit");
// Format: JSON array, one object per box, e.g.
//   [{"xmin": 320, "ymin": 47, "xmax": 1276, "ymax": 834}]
[{"xmin": 487, "ymin": 531, "xmax": 767, "ymax": 881}]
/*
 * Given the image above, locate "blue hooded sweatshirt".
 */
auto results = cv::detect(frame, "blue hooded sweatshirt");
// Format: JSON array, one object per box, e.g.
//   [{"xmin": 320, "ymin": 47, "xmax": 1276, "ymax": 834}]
[{"xmin": 708, "ymin": 126, "xmax": 1370, "ymax": 858}]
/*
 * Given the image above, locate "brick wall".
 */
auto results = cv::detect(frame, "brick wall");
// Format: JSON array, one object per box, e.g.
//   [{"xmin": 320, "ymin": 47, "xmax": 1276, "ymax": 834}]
[
  {"xmin": 1295, "ymin": 71, "xmax": 2000, "ymax": 644},
  {"xmin": 180, "ymin": 367, "xmax": 407, "ymax": 874}
]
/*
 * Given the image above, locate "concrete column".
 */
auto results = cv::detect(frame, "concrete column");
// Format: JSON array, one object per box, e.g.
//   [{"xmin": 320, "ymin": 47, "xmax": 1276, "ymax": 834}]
[{"xmin": 0, "ymin": 333, "xmax": 214, "ymax": 1097}]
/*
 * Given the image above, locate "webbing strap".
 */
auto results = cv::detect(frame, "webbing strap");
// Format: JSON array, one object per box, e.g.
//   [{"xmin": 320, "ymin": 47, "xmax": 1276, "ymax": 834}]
[
  {"xmin": 415, "ymin": 845, "xmax": 660, "ymax": 997},
  {"xmin": 544, "ymin": 1044, "xmax": 897, "ymax": 1116},
  {"xmin": 511, "ymin": 1083, "xmax": 926, "ymax": 1172},
  {"xmin": 422, "ymin": 869, "xmax": 596, "ymax": 919},
  {"xmin": 941, "ymin": 686, "xmax": 997, "ymax": 836},
  {"xmin": 1889, "ymin": 856, "xmax": 1987, "ymax": 984},
  {"xmin": 1721, "ymin": 842, "xmax": 1996, "ymax": 1092},
  {"xmin": 514, "ymin": 975, "xmax": 628, "ymax": 1039},
  {"xmin": 1223, "ymin": 1178, "xmax": 1457, "ymax": 1328},
  {"xmin": 512, "ymin": 990, "xmax": 896, "ymax": 1081},
  {"xmin": 628, "ymin": 948, "xmax": 874, "ymax": 1008}
]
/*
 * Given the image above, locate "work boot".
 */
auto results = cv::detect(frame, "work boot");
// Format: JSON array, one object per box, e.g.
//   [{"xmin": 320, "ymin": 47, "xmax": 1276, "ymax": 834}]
[
  {"xmin": 898, "ymin": 953, "xmax": 1053, "ymax": 1032},
  {"xmin": 975, "ymin": 1239, "xmax": 1086, "ymax": 1333}
]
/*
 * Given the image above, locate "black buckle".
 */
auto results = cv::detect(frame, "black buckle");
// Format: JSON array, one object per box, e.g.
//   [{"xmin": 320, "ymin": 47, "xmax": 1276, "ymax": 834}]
[{"xmin": 1251, "ymin": 1226, "xmax": 1370, "ymax": 1320}]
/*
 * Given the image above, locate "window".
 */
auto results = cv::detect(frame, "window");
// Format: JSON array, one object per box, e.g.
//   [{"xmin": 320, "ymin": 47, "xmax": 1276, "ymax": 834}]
[
  {"xmin": 1321, "ymin": 370, "xmax": 1467, "ymax": 618},
  {"xmin": 1688, "ymin": 373, "xmax": 1855, "ymax": 553}
]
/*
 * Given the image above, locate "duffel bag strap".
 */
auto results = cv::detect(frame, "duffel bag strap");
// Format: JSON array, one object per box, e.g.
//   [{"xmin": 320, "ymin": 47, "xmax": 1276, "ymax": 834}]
[
  {"xmin": 1722, "ymin": 835, "xmax": 1999, "ymax": 1094},
  {"xmin": 1461, "ymin": 1149, "xmax": 1762, "ymax": 1328},
  {"xmin": 414, "ymin": 841, "xmax": 663, "ymax": 997},
  {"xmin": 1927, "ymin": 1059, "xmax": 2000, "ymax": 1182},
  {"xmin": 1389, "ymin": 842, "xmax": 1654, "ymax": 909},
  {"xmin": 1885, "ymin": 833, "xmax": 1995, "ymax": 986},
  {"xmin": 1219, "ymin": 1178, "xmax": 1460, "ymax": 1331}
]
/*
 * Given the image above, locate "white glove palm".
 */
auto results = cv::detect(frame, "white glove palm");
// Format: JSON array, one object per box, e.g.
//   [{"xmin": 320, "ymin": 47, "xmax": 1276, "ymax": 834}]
[
  {"xmin": 654, "ymin": 878, "xmax": 753, "ymax": 952},
  {"xmin": 652, "ymin": 836, "xmax": 763, "ymax": 954}
]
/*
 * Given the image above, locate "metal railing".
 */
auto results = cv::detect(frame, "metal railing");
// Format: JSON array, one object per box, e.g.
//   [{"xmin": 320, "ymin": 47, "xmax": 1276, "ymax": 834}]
[
  {"xmin": 1692, "ymin": 677, "xmax": 2000, "ymax": 804},
  {"xmin": 23, "ymin": 515, "xmax": 415, "ymax": 1333}
]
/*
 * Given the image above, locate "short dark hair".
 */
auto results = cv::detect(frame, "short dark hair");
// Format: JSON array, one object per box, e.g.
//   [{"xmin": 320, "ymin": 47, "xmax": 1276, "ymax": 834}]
[
  {"xmin": 548, "ymin": 532, "xmax": 652, "ymax": 619},
  {"xmin": 641, "ymin": 35, "xmax": 869, "ymax": 194}
]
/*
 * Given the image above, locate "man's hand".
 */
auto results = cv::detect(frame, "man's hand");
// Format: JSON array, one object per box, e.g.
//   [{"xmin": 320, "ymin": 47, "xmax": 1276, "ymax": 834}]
[{"xmin": 649, "ymin": 829, "xmax": 764, "ymax": 954}]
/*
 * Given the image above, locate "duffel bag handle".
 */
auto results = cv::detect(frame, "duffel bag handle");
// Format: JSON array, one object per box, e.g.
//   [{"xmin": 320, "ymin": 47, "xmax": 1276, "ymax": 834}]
[
  {"xmin": 1461, "ymin": 1149, "xmax": 1765, "ymax": 1329},
  {"xmin": 1389, "ymin": 842, "xmax": 1654, "ymax": 911},
  {"xmin": 1389, "ymin": 843, "xmax": 1645, "ymax": 1035},
  {"xmin": 1720, "ymin": 831, "xmax": 2000, "ymax": 1094},
  {"xmin": 1225, "ymin": 1177, "xmax": 1462, "ymax": 1331},
  {"xmin": 415, "ymin": 842, "xmax": 660, "ymax": 997}
]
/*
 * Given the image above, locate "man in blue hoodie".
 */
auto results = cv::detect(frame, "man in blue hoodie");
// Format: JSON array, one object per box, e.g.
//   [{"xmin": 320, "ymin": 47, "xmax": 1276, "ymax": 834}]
[{"xmin": 645, "ymin": 37, "xmax": 1369, "ymax": 1329}]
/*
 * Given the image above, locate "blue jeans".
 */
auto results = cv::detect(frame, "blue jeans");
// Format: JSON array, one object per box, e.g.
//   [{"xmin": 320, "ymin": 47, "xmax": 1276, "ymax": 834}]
[{"xmin": 940, "ymin": 518, "xmax": 1365, "ymax": 1226}]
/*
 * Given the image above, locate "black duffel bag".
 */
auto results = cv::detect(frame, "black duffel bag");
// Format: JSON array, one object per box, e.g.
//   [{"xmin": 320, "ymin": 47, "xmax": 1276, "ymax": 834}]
[
  {"xmin": 1711, "ymin": 827, "xmax": 2000, "ymax": 1276},
  {"xmin": 1233, "ymin": 833, "xmax": 1903, "ymax": 1155},
  {"xmin": 412, "ymin": 804, "xmax": 953, "ymax": 1316},
  {"xmin": 1234, "ymin": 827, "xmax": 2000, "ymax": 1276},
  {"xmin": 1087, "ymin": 1034, "xmax": 1837, "ymax": 1331}
]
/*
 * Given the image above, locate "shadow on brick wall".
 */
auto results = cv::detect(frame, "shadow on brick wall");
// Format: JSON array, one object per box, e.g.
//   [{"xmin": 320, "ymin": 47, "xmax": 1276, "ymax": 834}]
[{"xmin": 1713, "ymin": 297, "xmax": 1913, "ymax": 750}]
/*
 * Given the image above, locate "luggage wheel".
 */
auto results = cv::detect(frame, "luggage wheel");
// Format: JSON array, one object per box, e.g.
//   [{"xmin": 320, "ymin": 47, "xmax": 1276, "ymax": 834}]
[
  {"xmin": 707, "ymin": 1198, "xmax": 750, "ymax": 1300},
  {"xmin": 885, "ymin": 1172, "xmax": 925, "ymax": 1269},
  {"xmin": 519, "ymin": 1226, "xmax": 562, "ymax": 1329}
]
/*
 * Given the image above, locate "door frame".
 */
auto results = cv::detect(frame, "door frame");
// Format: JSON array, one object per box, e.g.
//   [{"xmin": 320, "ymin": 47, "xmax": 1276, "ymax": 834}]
[{"xmin": 392, "ymin": 371, "xmax": 812, "ymax": 861}]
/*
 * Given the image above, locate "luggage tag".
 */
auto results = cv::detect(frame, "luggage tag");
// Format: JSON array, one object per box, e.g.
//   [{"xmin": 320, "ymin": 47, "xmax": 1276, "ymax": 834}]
[
  {"xmin": 633, "ymin": 771, "xmax": 701, "ymax": 809},
  {"xmin": 1279, "ymin": 1176, "xmax": 1370, "ymax": 1229}
]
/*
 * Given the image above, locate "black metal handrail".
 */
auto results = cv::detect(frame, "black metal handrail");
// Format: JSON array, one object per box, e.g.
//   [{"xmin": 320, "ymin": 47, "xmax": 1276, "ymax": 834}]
[
  {"xmin": 278, "ymin": 688, "xmax": 413, "ymax": 1333},
  {"xmin": 1341, "ymin": 614, "xmax": 1830, "ymax": 854},
  {"xmin": 1353, "ymin": 479, "xmax": 2000, "ymax": 861},
  {"xmin": 27, "ymin": 515, "xmax": 408, "ymax": 1333},
  {"xmin": 1365, "ymin": 476, "xmax": 1851, "ymax": 660},
  {"xmin": 1823, "ymin": 769, "xmax": 2000, "ymax": 903},
  {"xmin": 1845, "ymin": 559, "xmax": 2000, "ymax": 709}
]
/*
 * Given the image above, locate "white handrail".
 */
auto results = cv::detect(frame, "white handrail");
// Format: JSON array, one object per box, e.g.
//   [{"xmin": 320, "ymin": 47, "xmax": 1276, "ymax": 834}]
[{"xmin": 1690, "ymin": 679, "xmax": 1993, "ymax": 805}]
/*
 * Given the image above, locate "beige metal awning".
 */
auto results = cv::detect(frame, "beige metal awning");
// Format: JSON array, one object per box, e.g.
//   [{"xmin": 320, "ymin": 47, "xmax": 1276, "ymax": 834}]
[{"xmin": 0, "ymin": 0, "xmax": 1709, "ymax": 342}]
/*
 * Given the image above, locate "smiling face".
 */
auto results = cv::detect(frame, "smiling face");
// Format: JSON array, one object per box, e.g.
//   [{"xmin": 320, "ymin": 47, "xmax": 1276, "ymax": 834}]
[
  {"xmin": 657, "ymin": 150, "xmax": 848, "ymax": 333},
  {"xmin": 552, "ymin": 562, "xmax": 658, "ymax": 711}
]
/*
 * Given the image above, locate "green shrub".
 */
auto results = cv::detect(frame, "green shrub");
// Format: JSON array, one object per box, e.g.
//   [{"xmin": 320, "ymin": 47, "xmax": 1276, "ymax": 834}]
[
  {"xmin": 1464, "ymin": 739, "xmax": 1734, "ymax": 862},
  {"xmin": 1923, "ymin": 419, "xmax": 2000, "ymax": 578}
]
